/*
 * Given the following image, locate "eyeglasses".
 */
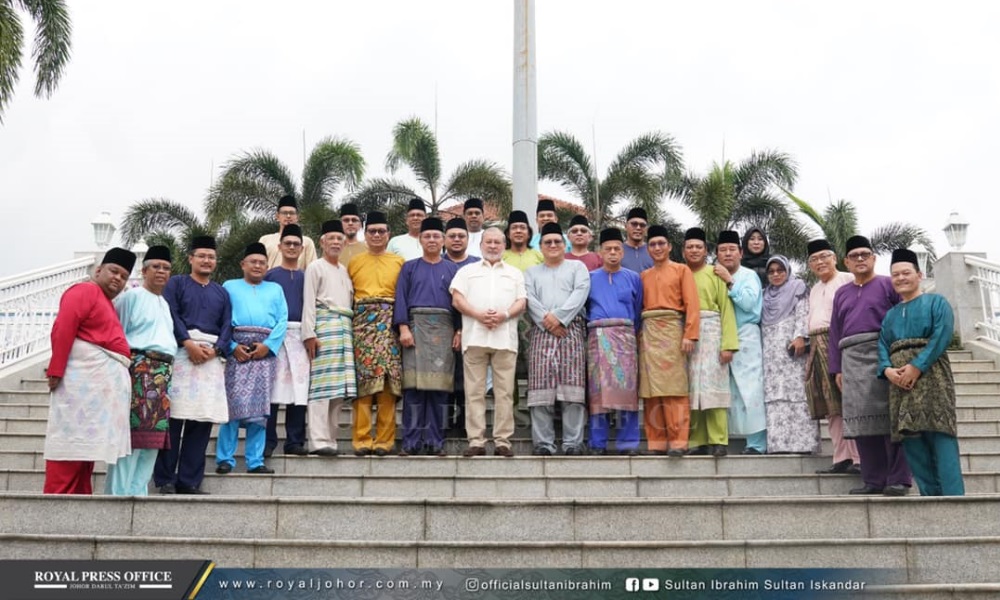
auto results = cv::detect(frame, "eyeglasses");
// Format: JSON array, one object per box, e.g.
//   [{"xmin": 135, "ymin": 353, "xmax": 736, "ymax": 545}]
[
  {"xmin": 367, "ymin": 228, "xmax": 388, "ymax": 235},
  {"xmin": 766, "ymin": 268, "xmax": 786, "ymax": 275},
  {"xmin": 627, "ymin": 221, "xmax": 648, "ymax": 228},
  {"xmin": 281, "ymin": 241, "xmax": 302, "ymax": 248},
  {"xmin": 568, "ymin": 228, "xmax": 589, "ymax": 235},
  {"xmin": 446, "ymin": 233, "xmax": 468, "ymax": 240},
  {"xmin": 647, "ymin": 240, "xmax": 668, "ymax": 248},
  {"xmin": 541, "ymin": 239, "xmax": 564, "ymax": 246},
  {"xmin": 846, "ymin": 251, "xmax": 874, "ymax": 262},
  {"xmin": 191, "ymin": 253, "xmax": 217, "ymax": 261},
  {"xmin": 807, "ymin": 252, "xmax": 834, "ymax": 264},
  {"xmin": 278, "ymin": 210, "xmax": 297, "ymax": 217}
]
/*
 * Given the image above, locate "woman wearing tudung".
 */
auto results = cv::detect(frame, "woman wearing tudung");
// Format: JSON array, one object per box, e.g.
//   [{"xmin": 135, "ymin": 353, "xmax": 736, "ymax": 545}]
[
  {"xmin": 760, "ymin": 256, "xmax": 820, "ymax": 454},
  {"xmin": 741, "ymin": 227, "xmax": 771, "ymax": 287}
]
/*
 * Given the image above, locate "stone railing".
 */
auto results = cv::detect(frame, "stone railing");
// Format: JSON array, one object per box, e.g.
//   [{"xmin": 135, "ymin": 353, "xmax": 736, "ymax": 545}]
[
  {"xmin": 0, "ymin": 257, "xmax": 95, "ymax": 379},
  {"xmin": 966, "ymin": 255, "xmax": 1000, "ymax": 349}
]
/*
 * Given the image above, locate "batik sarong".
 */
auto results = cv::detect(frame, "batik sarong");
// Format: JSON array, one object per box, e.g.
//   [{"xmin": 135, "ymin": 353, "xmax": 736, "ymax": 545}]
[
  {"xmin": 840, "ymin": 331, "xmax": 891, "ymax": 437},
  {"xmin": 888, "ymin": 337, "xmax": 957, "ymax": 442},
  {"xmin": 638, "ymin": 310, "xmax": 688, "ymax": 397},
  {"xmin": 688, "ymin": 311, "xmax": 731, "ymax": 410},
  {"xmin": 805, "ymin": 327, "xmax": 841, "ymax": 419},
  {"xmin": 169, "ymin": 329, "xmax": 228, "ymax": 423},
  {"xmin": 587, "ymin": 318, "xmax": 638, "ymax": 414},
  {"xmin": 44, "ymin": 339, "xmax": 131, "ymax": 464},
  {"xmin": 128, "ymin": 349, "xmax": 173, "ymax": 449},
  {"xmin": 309, "ymin": 305, "xmax": 356, "ymax": 402},
  {"xmin": 527, "ymin": 316, "xmax": 586, "ymax": 407},
  {"xmin": 402, "ymin": 307, "xmax": 455, "ymax": 392},
  {"xmin": 728, "ymin": 322, "xmax": 767, "ymax": 435},
  {"xmin": 224, "ymin": 326, "xmax": 276, "ymax": 425},
  {"xmin": 271, "ymin": 322, "xmax": 309, "ymax": 406},
  {"xmin": 353, "ymin": 298, "xmax": 402, "ymax": 398}
]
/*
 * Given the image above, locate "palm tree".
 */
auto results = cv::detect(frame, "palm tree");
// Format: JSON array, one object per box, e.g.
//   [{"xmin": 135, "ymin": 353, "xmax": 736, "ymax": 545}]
[
  {"xmin": 205, "ymin": 136, "xmax": 365, "ymax": 239},
  {"xmin": 0, "ymin": 0, "xmax": 71, "ymax": 122},
  {"xmin": 675, "ymin": 149, "xmax": 810, "ymax": 259},
  {"xmin": 350, "ymin": 117, "xmax": 512, "ymax": 230},
  {"xmin": 787, "ymin": 191, "xmax": 937, "ymax": 269},
  {"xmin": 537, "ymin": 130, "xmax": 683, "ymax": 231}
]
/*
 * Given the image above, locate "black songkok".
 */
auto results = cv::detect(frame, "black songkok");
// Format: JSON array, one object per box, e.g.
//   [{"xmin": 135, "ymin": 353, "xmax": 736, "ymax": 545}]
[
  {"xmin": 684, "ymin": 227, "xmax": 707, "ymax": 242},
  {"xmin": 845, "ymin": 235, "xmax": 873, "ymax": 253},
  {"xmin": 244, "ymin": 242, "xmax": 267, "ymax": 259},
  {"xmin": 626, "ymin": 207, "xmax": 648, "ymax": 222},
  {"xmin": 464, "ymin": 198, "xmax": 484, "ymax": 211},
  {"xmin": 717, "ymin": 230, "xmax": 741, "ymax": 246},
  {"xmin": 322, "ymin": 220, "xmax": 343, "ymax": 235},
  {"xmin": 446, "ymin": 218, "xmax": 468, "ymax": 231},
  {"xmin": 191, "ymin": 236, "xmax": 216, "ymax": 251},
  {"xmin": 508, "ymin": 210, "xmax": 530, "ymax": 225},
  {"xmin": 339, "ymin": 203, "xmax": 359, "ymax": 217},
  {"xmin": 407, "ymin": 198, "xmax": 427, "ymax": 213},
  {"xmin": 145, "ymin": 245, "xmax": 171, "ymax": 263},
  {"xmin": 599, "ymin": 228, "xmax": 624, "ymax": 245},
  {"xmin": 540, "ymin": 222, "xmax": 563, "ymax": 238},
  {"xmin": 648, "ymin": 225, "xmax": 670, "ymax": 242},
  {"xmin": 278, "ymin": 195, "xmax": 297, "ymax": 209},
  {"xmin": 807, "ymin": 239, "xmax": 833, "ymax": 256},
  {"xmin": 891, "ymin": 248, "xmax": 920, "ymax": 271},
  {"xmin": 101, "ymin": 247, "xmax": 137, "ymax": 272},
  {"xmin": 421, "ymin": 217, "xmax": 444, "ymax": 233},
  {"xmin": 366, "ymin": 211, "xmax": 387, "ymax": 226},
  {"xmin": 280, "ymin": 223, "xmax": 303, "ymax": 240},
  {"xmin": 569, "ymin": 214, "xmax": 589, "ymax": 229},
  {"xmin": 536, "ymin": 199, "xmax": 556, "ymax": 213}
]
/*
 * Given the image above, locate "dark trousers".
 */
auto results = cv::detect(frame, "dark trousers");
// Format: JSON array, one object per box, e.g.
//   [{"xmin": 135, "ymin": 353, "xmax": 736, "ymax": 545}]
[
  {"xmin": 856, "ymin": 434, "xmax": 913, "ymax": 489},
  {"xmin": 265, "ymin": 403, "xmax": 307, "ymax": 452},
  {"xmin": 401, "ymin": 389, "xmax": 448, "ymax": 452},
  {"xmin": 154, "ymin": 418, "xmax": 212, "ymax": 490}
]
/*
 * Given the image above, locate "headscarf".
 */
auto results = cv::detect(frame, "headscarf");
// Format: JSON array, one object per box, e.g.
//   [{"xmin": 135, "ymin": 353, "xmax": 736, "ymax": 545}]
[
  {"xmin": 761, "ymin": 255, "xmax": 807, "ymax": 326},
  {"xmin": 741, "ymin": 226, "xmax": 771, "ymax": 286}
]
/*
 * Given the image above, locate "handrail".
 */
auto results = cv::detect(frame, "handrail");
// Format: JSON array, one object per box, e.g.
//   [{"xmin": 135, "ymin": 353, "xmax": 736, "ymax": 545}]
[
  {"xmin": 965, "ymin": 255, "xmax": 1000, "ymax": 350},
  {"xmin": 964, "ymin": 255, "xmax": 1000, "ymax": 270}
]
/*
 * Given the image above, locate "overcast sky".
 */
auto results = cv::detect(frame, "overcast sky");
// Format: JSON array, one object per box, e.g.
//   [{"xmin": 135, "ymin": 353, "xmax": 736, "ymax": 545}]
[{"xmin": 1, "ymin": 0, "xmax": 998, "ymax": 277}]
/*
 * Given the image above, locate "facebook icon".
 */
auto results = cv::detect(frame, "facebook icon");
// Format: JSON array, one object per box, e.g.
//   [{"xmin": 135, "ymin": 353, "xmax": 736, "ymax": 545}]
[{"xmin": 625, "ymin": 578, "xmax": 640, "ymax": 592}]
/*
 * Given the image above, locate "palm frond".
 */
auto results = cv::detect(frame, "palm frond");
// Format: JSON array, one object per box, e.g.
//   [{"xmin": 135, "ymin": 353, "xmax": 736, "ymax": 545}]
[
  {"xmin": 348, "ymin": 178, "xmax": 419, "ymax": 215},
  {"xmin": 869, "ymin": 223, "xmax": 936, "ymax": 260},
  {"xmin": 600, "ymin": 165, "xmax": 662, "ymax": 229},
  {"xmin": 301, "ymin": 136, "xmax": 365, "ymax": 207},
  {"xmin": 733, "ymin": 149, "xmax": 798, "ymax": 200},
  {"xmin": 784, "ymin": 187, "xmax": 826, "ymax": 231},
  {"xmin": 119, "ymin": 198, "xmax": 204, "ymax": 247},
  {"xmin": 684, "ymin": 162, "xmax": 735, "ymax": 235},
  {"xmin": 21, "ymin": 0, "xmax": 71, "ymax": 99},
  {"xmin": 213, "ymin": 217, "xmax": 277, "ymax": 282},
  {"xmin": 822, "ymin": 200, "xmax": 860, "ymax": 255},
  {"xmin": 208, "ymin": 149, "xmax": 297, "ymax": 225},
  {"xmin": 0, "ymin": 2, "xmax": 25, "ymax": 122},
  {"xmin": 385, "ymin": 117, "xmax": 441, "ymax": 194},
  {"xmin": 537, "ymin": 131, "xmax": 595, "ymax": 205},
  {"xmin": 605, "ymin": 131, "xmax": 683, "ymax": 185},
  {"xmin": 438, "ymin": 159, "xmax": 512, "ymax": 216},
  {"xmin": 142, "ymin": 231, "xmax": 187, "ymax": 275}
]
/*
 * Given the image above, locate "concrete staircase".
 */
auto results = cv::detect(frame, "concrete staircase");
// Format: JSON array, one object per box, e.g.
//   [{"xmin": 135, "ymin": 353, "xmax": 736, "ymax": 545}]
[{"xmin": 2, "ymin": 350, "xmax": 1000, "ymax": 596}]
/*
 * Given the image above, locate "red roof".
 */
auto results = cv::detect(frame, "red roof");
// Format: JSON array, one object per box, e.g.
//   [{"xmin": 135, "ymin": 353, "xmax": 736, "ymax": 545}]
[{"xmin": 438, "ymin": 194, "xmax": 586, "ymax": 223}]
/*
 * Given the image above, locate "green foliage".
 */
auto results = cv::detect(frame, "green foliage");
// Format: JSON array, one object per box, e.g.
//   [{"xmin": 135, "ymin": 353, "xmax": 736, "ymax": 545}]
[{"xmin": 0, "ymin": 0, "xmax": 72, "ymax": 123}]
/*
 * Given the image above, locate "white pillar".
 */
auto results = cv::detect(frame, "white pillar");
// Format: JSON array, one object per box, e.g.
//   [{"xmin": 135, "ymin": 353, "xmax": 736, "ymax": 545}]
[{"xmin": 512, "ymin": 0, "xmax": 538, "ymax": 217}]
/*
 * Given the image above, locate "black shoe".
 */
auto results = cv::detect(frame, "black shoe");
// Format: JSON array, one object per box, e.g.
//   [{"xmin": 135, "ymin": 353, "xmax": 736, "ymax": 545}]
[
  {"xmin": 532, "ymin": 446, "xmax": 552, "ymax": 456},
  {"xmin": 711, "ymin": 445, "xmax": 728, "ymax": 457},
  {"xmin": 215, "ymin": 463, "xmax": 232, "ymax": 475},
  {"xmin": 667, "ymin": 449, "xmax": 685, "ymax": 458},
  {"xmin": 158, "ymin": 484, "xmax": 176, "ymax": 494},
  {"xmin": 373, "ymin": 448, "xmax": 389, "ymax": 457},
  {"xmin": 742, "ymin": 447, "xmax": 763, "ymax": 455},
  {"xmin": 849, "ymin": 485, "xmax": 884, "ymax": 495},
  {"xmin": 618, "ymin": 449, "xmax": 640, "ymax": 456},
  {"xmin": 846, "ymin": 465, "xmax": 862, "ymax": 475},
  {"xmin": 686, "ymin": 446, "xmax": 709, "ymax": 456},
  {"xmin": 354, "ymin": 448, "xmax": 372, "ymax": 457},
  {"xmin": 284, "ymin": 445, "xmax": 308, "ymax": 456},
  {"xmin": 264, "ymin": 446, "xmax": 275, "ymax": 458},
  {"xmin": 591, "ymin": 448, "xmax": 607, "ymax": 455},
  {"xmin": 563, "ymin": 446, "xmax": 583, "ymax": 456},
  {"xmin": 311, "ymin": 447, "xmax": 338, "ymax": 456},
  {"xmin": 816, "ymin": 459, "xmax": 853, "ymax": 474},
  {"xmin": 176, "ymin": 486, "xmax": 209, "ymax": 495},
  {"xmin": 883, "ymin": 484, "xmax": 909, "ymax": 497},
  {"xmin": 647, "ymin": 450, "xmax": 668, "ymax": 456},
  {"xmin": 248, "ymin": 465, "xmax": 275, "ymax": 474}
]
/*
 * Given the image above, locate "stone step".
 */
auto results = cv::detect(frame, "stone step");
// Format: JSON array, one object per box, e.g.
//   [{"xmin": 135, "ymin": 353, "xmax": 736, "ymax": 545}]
[
  {"xmin": 949, "ymin": 350, "xmax": 975, "ymax": 361},
  {"xmin": 951, "ymin": 360, "xmax": 998, "ymax": 373},
  {"xmin": 1, "ymin": 532, "xmax": 998, "ymax": 586},
  {"xmin": 954, "ymin": 371, "xmax": 1000, "ymax": 384},
  {"xmin": 2, "ymin": 494, "xmax": 999, "ymax": 543},
  {"xmin": 955, "ymin": 382, "xmax": 1000, "ymax": 394},
  {"xmin": 955, "ymin": 393, "xmax": 1000, "ymax": 407},
  {"xmin": 957, "ymin": 407, "xmax": 1000, "ymax": 421}
]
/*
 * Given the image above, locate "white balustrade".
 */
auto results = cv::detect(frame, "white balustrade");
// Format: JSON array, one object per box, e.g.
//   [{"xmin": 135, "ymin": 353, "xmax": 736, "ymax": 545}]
[
  {"xmin": 0, "ymin": 257, "xmax": 95, "ymax": 378},
  {"xmin": 965, "ymin": 255, "xmax": 1000, "ymax": 349}
]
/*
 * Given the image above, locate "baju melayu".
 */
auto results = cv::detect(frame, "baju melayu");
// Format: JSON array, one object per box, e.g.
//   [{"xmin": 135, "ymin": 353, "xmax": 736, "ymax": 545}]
[
  {"xmin": 621, "ymin": 243, "xmax": 654, "ymax": 274},
  {"xmin": 466, "ymin": 231, "xmax": 484, "ymax": 257},
  {"xmin": 587, "ymin": 267, "xmax": 643, "ymax": 453},
  {"xmin": 525, "ymin": 260, "xmax": 591, "ymax": 453},
  {"xmin": 566, "ymin": 251, "xmax": 603, "ymax": 271},
  {"xmin": 503, "ymin": 247, "xmax": 545, "ymax": 381},
  {"xmin": 444, "ymin": 254, "xmax": 482, "ymax": 433},
  {"xmin": 44, "ymin": 282, "xmax": 132, "ymax": 494},
  {"xmin": 348, "ymin": 251, "xmax": 405, "ymax": 453},
  {"xmin": 263, "ymin": 267, "xmax": 309, "ymax": 455},
  {"xmin": 260, "ymin": 231, "xmax": 317, "ymax": 270},
  {"xmin": 639, "ymin": 261, "xmax": 700, "ymax": 452},
  {"xmin": 302, "ymin": 258, "xmax": 356, "ymax": 453},
  {"xmin": 217, "ymin": 279, "xmax": 287, "ymax": 471},
  {"xmin": 387, "ymin": 234, "xmax": 423, "ymax": 261},
  {"xmin": 394, "ymin": 258, "xmax": 461, "ymax": 454},
  {"xmin": 154, "ymin": 275, "xmax": 232, "ymax": 492},
  {"xmin": 830, "ymin": 275, "xmax": 912, "ymax": 491},
  {"xmin": 340, "ymin": 240, "xmax": 368, "ymax": 268},
  {"xmin": 106, "ymin": 287, "xmax": 177, "ymax": 496},
  {"xmin": 688, "ymin": 266, "xmax": 739, "ymax": 449},
  {"xmin": 726, "ymin": 266, "xmax": 768, "ymax": 453},
  {"xmin": 806, "ymin": 271, "xmax": 859, "ymax": 467},
  {"xmin": 878, "ymin": 293, "xmax": 964, "ymax": 496}
]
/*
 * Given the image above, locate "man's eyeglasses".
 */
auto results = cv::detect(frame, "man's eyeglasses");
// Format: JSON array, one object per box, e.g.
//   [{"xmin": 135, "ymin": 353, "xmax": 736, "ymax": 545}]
[
  {"xmin": 807, "ymin": 252, "xmax": 834, "ymax": 264},
  {"xmin": 281, "ymin": 241, "xmax": 302, "ymax": 248},
  {"xmin": 627, "ymin": 221, "xmax": 648, "ymax": 228},
  {"xmin": 568, "ymin": 228, "xmax": 589, "ymax": 235},
  {"xmin": 278, "ymin": 210, "xmax": 298, "ymax": 217},
  {"xmin": 648, "ymin": 240, "xmax": 668, "ymax": 249},
  {"xmin": 191, "ymin": 254, "xmax": 217, "ymax": 261},
  {"xmin": 367, "ymin": 228, "xmax": 388, "ymax": 235},
  {"xmin": 541, "ymin": 239, "xmax": 564, "ymax": 247},
  {"xmin": 846, "ymin": 251, "xmax": 874, "ymax": 262}
]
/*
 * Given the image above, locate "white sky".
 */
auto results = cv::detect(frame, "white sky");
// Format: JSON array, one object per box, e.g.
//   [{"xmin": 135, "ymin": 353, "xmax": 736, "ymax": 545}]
[{"xmin": 2, "ymin": 0, "xmax": 998, "ymax": 277}]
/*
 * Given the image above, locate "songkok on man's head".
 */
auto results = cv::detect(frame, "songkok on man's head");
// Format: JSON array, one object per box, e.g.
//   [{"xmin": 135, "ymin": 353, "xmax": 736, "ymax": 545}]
[
  {"xmin": 339, "ymin": 203, "xmax": 359, "ymax": 217},
  {"xmin": 446, "ymin": 218, "xmax": 468, "ymax": 231},
  {"xmin": 464, "ymin": 198, "xmax": 484, "ymax": 211},
  {"xmin": 145, "ymin": 245, "xmax": 171, "ymax": 264},
  {"xmin": 891, "ymin": 248, "xmax": 920, "ymax": 271},
  {"xmin": 648, "ymin": 225, "xmax": 670, "ymax": 242},
  {"xmin": 807, "ymin": 239, "xmax": 833, "ymax": 256},
  {"xmin": 626, "ymin": 207, "xmax": 648, "ymax": 222},
  {"xmin": 102, "ymin": 247, "xmax": 137, "ymax": 273},
  {"xmin": 717, "ymin": 230, "xmax": 741, "ymax": 246},
  {"xmin": 540, "ymin": 222, "xmax": 563, "ymax": 238},
  {"xmin": 407, "ymin": 198, "xmax": 427, "ymax": 213},
  {"xmin": 536, "ymin": 199, "xmax": 556, "ymax": 213},
  {"xmin": 281, "ymin": 223, "xmax": 303, "ymax": 240},
  {"xmin": 685, "ymin": 227, "xmax": 707, "ymax": 242},
  {"xmin": 366, "ymin": 211, "xmax": 387, "ymax": 226},
  {"xmin": 845, "ymin": 235, "xmax": 873, "ymax": 253},
  {"xmin": 569, "ymin": 214, "xmax": 589, "ymax": 229},
  {"xmin": 191, "ymin": 236, "xmax": 216, "ymax": 251},
  {"xmin": 278, "ymin": 195, "xmax": 297, "ymax": 210},
  {"xmin": 600, "ymin": 228, "xmax": 624, "ymax": 245},
  {"xmin": 244, "ymin": 242, "xmax": 267, "ymax": 259},
  {"xmin": 508, "ymin": 210, "xmax": 529, "ymax": 225},
  {"xmin": 421, "ymin": 217, "xmax": 444, "ymax": 233},
  {"xmin": 322, "ymin": 220, "xmax": 343, "ymax": 235}
]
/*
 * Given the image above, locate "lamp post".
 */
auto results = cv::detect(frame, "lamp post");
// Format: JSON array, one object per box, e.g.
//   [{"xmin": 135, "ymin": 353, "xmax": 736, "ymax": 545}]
[
  {"xmin": 91, "ymin": 211, "xmax": 116, "ymax": 250},
  {"xmin": 910, "ymin": 243, "xmax": 929, "ymax": 274},
  {"xmin": 129, "ymin": 238, "xmax": 148, "ymax": 286},
  {"xmin": 943, "ymin": 211, "xmax": 969, "ymax": 251}
]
